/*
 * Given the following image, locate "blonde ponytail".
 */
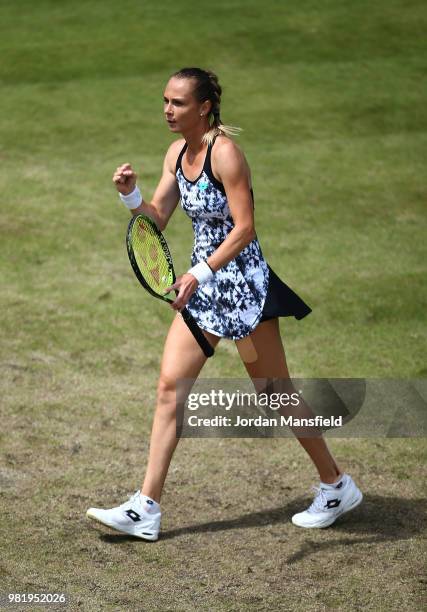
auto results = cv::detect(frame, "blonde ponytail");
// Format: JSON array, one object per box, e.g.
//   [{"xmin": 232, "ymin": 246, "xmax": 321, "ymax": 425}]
[{"xmin": 202, "ymin": 114, "xmax": 242, "ymax": 146}]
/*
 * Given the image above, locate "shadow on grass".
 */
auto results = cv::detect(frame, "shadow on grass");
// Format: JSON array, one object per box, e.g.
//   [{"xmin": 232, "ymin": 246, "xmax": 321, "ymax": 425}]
[
  {"xmin": 95, "ymin": 494, "xmax": 426, "ymax": 561},
  {"xmin": 283, "ymin": 493, "xmax": 427, "ymax": 564}
]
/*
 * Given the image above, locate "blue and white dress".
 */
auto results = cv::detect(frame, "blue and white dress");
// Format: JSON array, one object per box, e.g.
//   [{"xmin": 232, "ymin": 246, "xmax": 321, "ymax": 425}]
[{"xmin": 175, "ymin": 136, "xmax": 311, "ymax": 340}]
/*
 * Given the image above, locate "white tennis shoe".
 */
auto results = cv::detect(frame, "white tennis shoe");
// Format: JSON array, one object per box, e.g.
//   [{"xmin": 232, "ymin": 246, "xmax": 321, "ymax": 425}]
[
  {"xmin": 292, "ymin": 474, "xmax": 363, "ymax": 528},
  {"xmin": 86, "ymin": 491, "xmax": 161, "ymax": 541}
]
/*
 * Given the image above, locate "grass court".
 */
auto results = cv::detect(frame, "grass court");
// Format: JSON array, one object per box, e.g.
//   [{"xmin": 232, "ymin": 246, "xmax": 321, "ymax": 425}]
[{"xmin": 1, "ymin": 1, "xmax": 426, "ymax": 609}]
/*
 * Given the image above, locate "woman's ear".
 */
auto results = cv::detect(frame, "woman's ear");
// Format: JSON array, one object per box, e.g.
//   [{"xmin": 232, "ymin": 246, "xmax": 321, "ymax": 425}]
[{"xmin": 200, "ymin": 100, "xmax": 212, "ymax": 117}]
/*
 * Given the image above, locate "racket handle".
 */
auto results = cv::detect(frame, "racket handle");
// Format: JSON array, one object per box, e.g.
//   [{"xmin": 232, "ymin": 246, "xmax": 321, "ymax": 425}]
[{"xmin": 181, "ymin": 308, "xmax": 214, "ymax": 358}]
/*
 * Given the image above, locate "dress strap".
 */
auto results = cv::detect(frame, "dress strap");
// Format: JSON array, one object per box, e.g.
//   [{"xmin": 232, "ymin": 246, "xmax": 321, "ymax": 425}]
[
  {"xmin": 204, "ymin": 135, "xmax": 217, "ymax": 175},
  {"xmin": 175, "ymin": 141, "xmax": 188, "ymax": 175},
  {"xmin": 204, "ymin": 135, "xmax": 226, "ymax": 195}
]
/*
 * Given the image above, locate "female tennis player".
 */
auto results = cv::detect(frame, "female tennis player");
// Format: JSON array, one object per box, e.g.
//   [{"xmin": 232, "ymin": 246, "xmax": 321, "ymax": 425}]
[{"xmin": 87, "ymin": 68, "xmax": 362, "ymax": 540}]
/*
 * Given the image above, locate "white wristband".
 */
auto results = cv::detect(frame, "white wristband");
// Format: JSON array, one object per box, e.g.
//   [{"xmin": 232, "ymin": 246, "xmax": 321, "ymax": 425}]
[
  {"xmin": 188, "ymin": 261, "xmax": 214, "ymax": 285},
  {"xmin": 119, "ymin": 185, "xmax": 143, "ymax": 210}
]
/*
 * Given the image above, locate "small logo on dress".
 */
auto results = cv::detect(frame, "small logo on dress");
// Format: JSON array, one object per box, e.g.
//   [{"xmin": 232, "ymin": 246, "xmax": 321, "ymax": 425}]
[{"xmin": 198, "ymin": 180, "xmax": 209, "ymax": 191}]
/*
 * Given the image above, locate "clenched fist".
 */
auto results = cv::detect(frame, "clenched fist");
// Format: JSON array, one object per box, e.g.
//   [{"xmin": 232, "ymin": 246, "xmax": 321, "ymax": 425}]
[{"xmin": 113, "ymin": 163, "xmax": 138, "ymax": 195}]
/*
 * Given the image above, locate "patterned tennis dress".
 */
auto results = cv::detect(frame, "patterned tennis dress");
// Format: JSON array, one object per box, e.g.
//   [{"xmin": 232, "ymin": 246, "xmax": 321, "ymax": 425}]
[{"xmin": 175, "ymin": 136, "xmax": 311, "ymax": 340}]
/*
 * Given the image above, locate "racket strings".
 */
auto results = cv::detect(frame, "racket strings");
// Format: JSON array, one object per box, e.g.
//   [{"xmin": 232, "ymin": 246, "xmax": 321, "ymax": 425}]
[{"xmin": 130, "ymin": 218, "xmax": 174, "ymax": 296}]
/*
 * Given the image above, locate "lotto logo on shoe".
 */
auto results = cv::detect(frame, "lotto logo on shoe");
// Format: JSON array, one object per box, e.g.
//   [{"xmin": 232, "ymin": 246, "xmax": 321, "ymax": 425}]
[
  {"xmin": 125, "ymin": 509, "xmax": 142, "ymax": 522},
  {"xmin": 325, "ymin": 499, "xmax": 341, "ymax": 509}
]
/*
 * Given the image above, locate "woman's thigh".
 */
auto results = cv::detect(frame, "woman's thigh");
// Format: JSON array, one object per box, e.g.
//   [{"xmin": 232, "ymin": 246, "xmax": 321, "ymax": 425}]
[
  {"xmin": 236, "ymin": 318, "xmax": 290, "ymax": 382},
  {"xmin": 160, "ymin": 313, "xmax": 221, "ymax": 384},
  {"xmin": 237, "ymin": 320, "xmax": 317, "ymax": 431}
]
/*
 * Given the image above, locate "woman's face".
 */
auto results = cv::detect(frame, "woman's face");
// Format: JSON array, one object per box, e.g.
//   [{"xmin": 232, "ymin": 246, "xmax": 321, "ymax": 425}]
[{"xmin": 163, "ymin": 77, "xmax": 208, "ymax": 133}]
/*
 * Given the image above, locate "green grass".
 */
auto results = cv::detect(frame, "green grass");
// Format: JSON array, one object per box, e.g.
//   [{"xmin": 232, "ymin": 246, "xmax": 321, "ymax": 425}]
[{"xmin": 1, "ymin": 0, "xmax": 426, "ymax": 610}]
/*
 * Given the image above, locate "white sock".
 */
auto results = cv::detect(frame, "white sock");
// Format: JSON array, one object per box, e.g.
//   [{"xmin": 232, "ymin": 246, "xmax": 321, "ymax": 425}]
[
  {"xmin": 321, "ymin": 473, "xmax": 347, "ymax": 490},
  {"xmin": 140, "ymin": 493, "xmax": 161, "ymax": 513}
]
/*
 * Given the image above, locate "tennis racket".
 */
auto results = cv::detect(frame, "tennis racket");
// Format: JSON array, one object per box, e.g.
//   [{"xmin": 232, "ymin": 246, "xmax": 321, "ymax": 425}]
[{"xmin": 126, "ymin": 214, "xmax": 214, "ymax": 358}]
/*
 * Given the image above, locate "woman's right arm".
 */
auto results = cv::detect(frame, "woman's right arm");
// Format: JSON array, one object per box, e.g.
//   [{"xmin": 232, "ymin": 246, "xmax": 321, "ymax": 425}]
[{"xmin": 113, "ymin": 140, "xmax": 182, "ymax": 231}]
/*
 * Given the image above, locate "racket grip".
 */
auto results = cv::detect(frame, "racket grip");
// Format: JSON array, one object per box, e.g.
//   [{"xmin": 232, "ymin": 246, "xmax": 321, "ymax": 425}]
[{"xmin": 181, "ymin": 308, "xmax": 214, "ymax": 358}]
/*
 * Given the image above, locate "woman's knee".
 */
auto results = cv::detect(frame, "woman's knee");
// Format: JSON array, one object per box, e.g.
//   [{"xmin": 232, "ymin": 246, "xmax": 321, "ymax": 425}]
[{"xmin": 156, "ymin": 374, "xmax": 177, "ymax": 413}]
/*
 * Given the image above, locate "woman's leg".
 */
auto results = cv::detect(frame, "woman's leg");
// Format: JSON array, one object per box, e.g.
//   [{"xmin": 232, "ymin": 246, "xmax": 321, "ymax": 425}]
[
  {"xmin": 140, "ymin": 314, "xmax": 221, "ymax": 502},
  {"xmin": 236, "ymin": 318, "xmax": 341, "ymax": 483}
]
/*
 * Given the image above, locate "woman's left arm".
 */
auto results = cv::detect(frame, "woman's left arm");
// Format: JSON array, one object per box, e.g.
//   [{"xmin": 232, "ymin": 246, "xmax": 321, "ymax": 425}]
[{"xmin": 206, "ymin": 139, "xmax": 256, "ymax": 272}]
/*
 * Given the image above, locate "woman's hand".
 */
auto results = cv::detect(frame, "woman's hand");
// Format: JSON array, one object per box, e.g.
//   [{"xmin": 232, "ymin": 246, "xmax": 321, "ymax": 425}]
[
  {"xmin": 113, "ymin": 163, "xmax": 138, "ymax": 195},
  {"xmin": 164, "ymin": 273, "xmax": 199, "ymax": 311}
]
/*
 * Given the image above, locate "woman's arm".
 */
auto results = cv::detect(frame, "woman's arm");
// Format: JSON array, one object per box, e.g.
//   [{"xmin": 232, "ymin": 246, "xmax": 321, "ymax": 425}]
[
  {"xmin": 206, "ymin": 138, "xmax": 256, "ymax": 271},
  {"xmin": 113, "ymin": 140, "xmax": 183, "ymax": 231}
]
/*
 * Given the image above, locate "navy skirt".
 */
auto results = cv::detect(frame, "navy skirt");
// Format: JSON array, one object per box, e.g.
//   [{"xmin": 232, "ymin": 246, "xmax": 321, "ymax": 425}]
[{"xmin": 260, "ymin": 266, "xmax": 312, "ymax": 323}]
